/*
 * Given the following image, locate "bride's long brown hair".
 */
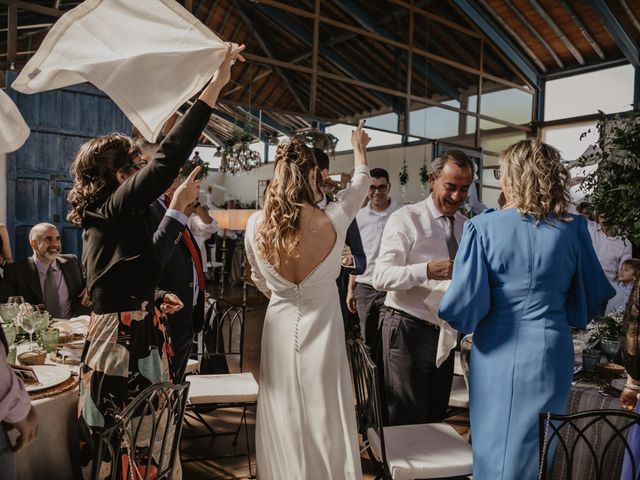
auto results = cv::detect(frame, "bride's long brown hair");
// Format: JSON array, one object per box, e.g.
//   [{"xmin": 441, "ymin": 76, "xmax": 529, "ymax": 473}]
[{"xmin": 256, "ymin": 139, "xmax": 319, "ymax": 264}]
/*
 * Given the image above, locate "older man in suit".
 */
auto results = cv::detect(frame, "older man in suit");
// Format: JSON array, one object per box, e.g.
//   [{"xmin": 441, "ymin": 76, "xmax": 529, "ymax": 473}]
[{"xmin": 0, "ymin": 223, "xmax": 90, "ymax": 318}]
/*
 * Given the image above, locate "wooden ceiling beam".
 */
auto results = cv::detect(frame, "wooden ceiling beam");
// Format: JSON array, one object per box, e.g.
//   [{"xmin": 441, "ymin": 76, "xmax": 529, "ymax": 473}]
[
  {"xmin": 0, "ymin": 0, "xmax": 64, "ymax": 17},
  {"xmin": 503, "ymin": 0, "xmax": 564, "ymax": 69},
  {"xmin": 587, "ymin": 0, "xmax": 640, "ymax": 68},
  {"xmin": 528, "ymin": 0, "xmax": 584, "ymax": 65},
  {"xmin": 231, "ymin": 0, "xmax": 307, "ymax": 112},
  {"xmin": 243, "ymin": 52, "xmax": 529, "ymax": 131},
  {"xmin": 619, "ymin": 0, "xmax": 640, "ymax": 37},
  {"xmin": 556, "ymin": 0, "xmax": 605, "ymax": 60}
]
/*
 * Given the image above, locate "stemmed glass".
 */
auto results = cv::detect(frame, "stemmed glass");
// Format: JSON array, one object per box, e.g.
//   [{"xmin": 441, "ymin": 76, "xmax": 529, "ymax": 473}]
[
  {"xmin": 15, "ymin": 303, "xmax": 37, "ymax": 351},
  {"xmin": 7, "ymin": 296, "xmax": 25, "ymax": 305}
]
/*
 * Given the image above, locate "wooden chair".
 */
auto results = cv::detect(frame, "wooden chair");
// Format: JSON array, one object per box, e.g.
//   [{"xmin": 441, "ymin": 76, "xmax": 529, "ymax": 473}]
[{"xmin": 348, "ymin": 339, "xmax": 473, "ymax": 480}]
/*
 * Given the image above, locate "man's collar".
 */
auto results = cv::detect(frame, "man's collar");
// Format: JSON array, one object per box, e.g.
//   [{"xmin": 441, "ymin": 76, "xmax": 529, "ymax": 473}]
[
  {"xmin": 426, "ymin": 195, "xmax": 445, "ymax": 219},
  {"xmin": 367, "ymin": 198, "xmax": 395, "ymax": 215},
  {"xmin": 32, "ymin": 255, "xmax": 57, "ymax": 272}
]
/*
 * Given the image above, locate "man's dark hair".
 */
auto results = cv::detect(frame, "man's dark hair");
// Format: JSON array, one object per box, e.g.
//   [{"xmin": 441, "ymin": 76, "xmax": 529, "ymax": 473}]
[
  {"xmin": 312, "ymin": 147, "xmax": 330, "ymax": 171},
  {"xmin": 370, "ymin": 168, "xmax": 389, "ymax": 182}
]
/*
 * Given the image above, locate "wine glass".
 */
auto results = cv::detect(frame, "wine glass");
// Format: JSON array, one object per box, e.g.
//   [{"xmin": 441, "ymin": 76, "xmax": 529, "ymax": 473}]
[
  {"xmin": 0, "ymin": 303, "xmax": 19, "ymax": 324},
  {"xmin": 15, "ymin": 304, "xmax": 37, "ymax": 351}
]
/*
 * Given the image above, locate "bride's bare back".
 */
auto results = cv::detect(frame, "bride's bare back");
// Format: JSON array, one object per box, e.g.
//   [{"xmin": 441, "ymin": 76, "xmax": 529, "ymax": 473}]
[{"xmin": 272, "ymin": 205, "xmax": 337, "ymax": 284}]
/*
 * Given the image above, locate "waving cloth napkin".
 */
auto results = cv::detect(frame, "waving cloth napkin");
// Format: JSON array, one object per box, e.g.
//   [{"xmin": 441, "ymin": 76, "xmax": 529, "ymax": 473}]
[
  {"xmin": 12, "ymin": 0, "xmax": 228, "ymax": 141},
  {"xmin": 423, "ymin": 279, "xmax": 458, "ymax": 367},
  {"xmin": 0, "ymin": 89, "xmax": 29, "ymax": 154}
]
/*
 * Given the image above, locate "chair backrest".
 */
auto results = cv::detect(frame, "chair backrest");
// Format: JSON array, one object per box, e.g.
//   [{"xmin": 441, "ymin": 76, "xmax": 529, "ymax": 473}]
[
  {"xmin": 539, "ymin": 408, "xmax": 640, "ymax": 480},
  {"xmin": 347, "ymin": 339, "xmax": 388, "ymax": 468},
  {"xmin": 93, "ymin": 381, "xmax": 190, "ymax": 480},
  {"xmin": 202, "ymin": 297, "xmax": 247, "ymax": 371}
]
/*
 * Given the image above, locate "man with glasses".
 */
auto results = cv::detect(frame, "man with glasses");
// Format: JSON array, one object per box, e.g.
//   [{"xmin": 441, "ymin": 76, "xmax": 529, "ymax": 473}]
[{"xmin": 347, "ymin": 168, "xmax": 400, "ymax": 355}]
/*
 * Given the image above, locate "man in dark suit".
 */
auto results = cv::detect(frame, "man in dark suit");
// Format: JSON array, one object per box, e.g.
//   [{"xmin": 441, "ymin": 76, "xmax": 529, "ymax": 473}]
[
  {"xmin": 137, "ymin": 138, "xmax": 206, "ymax": 383},
  {"xmin": 0, "ymin": 223, "xmax": 90, "ymax": 318}
]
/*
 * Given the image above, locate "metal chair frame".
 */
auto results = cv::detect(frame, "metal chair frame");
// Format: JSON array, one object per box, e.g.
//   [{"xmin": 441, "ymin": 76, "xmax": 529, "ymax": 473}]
[
  {"xmin": 348, "ymin": 338, "xmax": 392, "ymax": 480},
  {"xmin": 183, "ymin": 297, "xmax": 255, "ymax": 478},
  {"xmin": 91, "ymin": 381, "xmax": 190, "ymax": 480},
  {"xmin": 538, "ymin": 408, "xmax": 640, "ymax": 480}
]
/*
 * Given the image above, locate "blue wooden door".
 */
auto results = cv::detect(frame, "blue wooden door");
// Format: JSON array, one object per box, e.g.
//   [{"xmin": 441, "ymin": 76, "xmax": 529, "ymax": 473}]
[{"xmin": 6, "ymin": 72, "xmax": 130, "ymax": 260}]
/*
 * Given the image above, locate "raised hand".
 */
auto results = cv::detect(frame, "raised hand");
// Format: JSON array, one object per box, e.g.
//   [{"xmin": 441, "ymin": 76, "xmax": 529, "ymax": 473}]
[
  {"xmin": 351, "ymin": 119, "xmax": 371, "ymax": 153},
  {"xmin": 211, "ymin": 43, "xmax": 246, "ymax": 89},
  {"xmin": 169, "ymin": 166, "xmax": 201, "ymax": 213}
]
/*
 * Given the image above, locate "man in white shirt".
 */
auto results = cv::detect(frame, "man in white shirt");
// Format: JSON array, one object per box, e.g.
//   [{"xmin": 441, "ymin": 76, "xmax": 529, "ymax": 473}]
[
  {"xmin": 372, "ymin": 151, "xmax": 474, "ymax": 425},
  {"xmin": 347, "ymin": 168, "xmax": 400, "ymax": 352}
]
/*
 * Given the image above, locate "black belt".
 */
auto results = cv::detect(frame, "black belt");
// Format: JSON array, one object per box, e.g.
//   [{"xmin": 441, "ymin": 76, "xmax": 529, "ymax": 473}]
[{"xmin": 382, "ymin": 306, "xmax": 440, "ymax": 330}]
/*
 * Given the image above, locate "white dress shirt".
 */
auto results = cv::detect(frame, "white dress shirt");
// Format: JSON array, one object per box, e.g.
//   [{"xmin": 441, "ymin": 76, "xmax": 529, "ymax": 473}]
[
  {"xmin": 372, "ymin": 195, "xmax": 467, "ymax": 322},
  {"xmin": 587, "ymin": 220, "xmax": 632, "ymax": 283},
  {"xmin": 355, "ymin": 199, "xmax": 401, "ymax": 285},
  {"xmin": 187, "ymin": 214, "xmax": 218, "ymax": 273}
]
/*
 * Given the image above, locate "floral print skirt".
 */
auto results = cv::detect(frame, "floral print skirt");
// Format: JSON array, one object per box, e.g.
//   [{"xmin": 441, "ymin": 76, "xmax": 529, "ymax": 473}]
[{"xmin": 78, "ymin": 301, "xmax": 173, "ymax": 479}]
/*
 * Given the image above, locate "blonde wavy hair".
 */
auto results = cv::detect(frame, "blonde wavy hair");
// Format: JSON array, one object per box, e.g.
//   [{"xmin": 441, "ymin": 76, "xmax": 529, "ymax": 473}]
[
  {"xmin": 256, "ymin": 139, "xmax": 319, "ymax": 263},
  {"xmin": 499, "ymin": 138, "xmax": 572, "ymax": 223}
]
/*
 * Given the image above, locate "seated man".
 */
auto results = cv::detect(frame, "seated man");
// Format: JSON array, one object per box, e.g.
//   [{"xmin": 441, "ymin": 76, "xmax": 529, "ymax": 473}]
[{"xmin": 0, "ymin": 223, "xmax": 90, "ymax": 318}]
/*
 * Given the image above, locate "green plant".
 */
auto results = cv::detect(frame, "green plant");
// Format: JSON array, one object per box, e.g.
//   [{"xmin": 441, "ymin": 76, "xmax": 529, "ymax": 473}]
[
  {"xmin": 399, "ymin": 161, "xmax": 409, "ymax": 186},
  {"xmin": 419, "ymin": 164, "xmax": 428, "ymax": 187},
  {"xmin": 581, "ymin": 107, "xmax": 640, "ymax": 244},
  {"xmin": 292, "ymin": 129, "xmax": 338, "ymax": 158},
  {"xmin": 221, "ymin": 126, "xmax": 261, "ymax": 175}
]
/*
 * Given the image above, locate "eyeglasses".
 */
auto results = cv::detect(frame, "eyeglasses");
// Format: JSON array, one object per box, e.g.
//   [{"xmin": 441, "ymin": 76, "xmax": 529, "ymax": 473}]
[
  {"xmin": 123, "ymin": 159, "xmax": 148, "ymax": 172},
  {"xmin": 493, "ymin": 168, "xmax": 501, "ymax": 180},
  {"xmin": 369, "ymin": 184, "xmax": 389, "ymax": 193}
]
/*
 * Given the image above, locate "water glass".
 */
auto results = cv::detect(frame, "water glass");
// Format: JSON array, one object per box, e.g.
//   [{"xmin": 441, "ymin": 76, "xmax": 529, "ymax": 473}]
[
  {"xmin": 0, "ymin": 303, "xmax": 19, "ymax": 324},
  {"xmin": 6, "ymin": 345, "xmax": 16, "ymax": 365},
  {"xmin": 39, "ymin": 329, "xmax": 60, "ymax": 353},
  {"xmin": 7, "ymin": 296, "xmax": 24, "ymax": 305},
  {"xmin": 2, "ymin": 323, "xmax": 16, "ymax": 345}
]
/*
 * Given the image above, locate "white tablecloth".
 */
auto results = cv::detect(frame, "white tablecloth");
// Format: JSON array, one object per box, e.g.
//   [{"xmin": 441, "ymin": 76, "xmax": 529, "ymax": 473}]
[{"xmin": 15, "ymin": 385, "xmax": 78, "ymax": 480}]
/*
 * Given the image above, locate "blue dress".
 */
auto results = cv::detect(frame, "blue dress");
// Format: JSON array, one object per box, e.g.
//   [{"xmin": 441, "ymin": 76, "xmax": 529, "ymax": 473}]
[{"xmin": 438, "ymin": 209, "xmax": 615, "ymax": 480}]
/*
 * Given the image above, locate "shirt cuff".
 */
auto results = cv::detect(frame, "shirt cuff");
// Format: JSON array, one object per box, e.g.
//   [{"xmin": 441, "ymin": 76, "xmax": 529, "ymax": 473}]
[
  {"xmin": 341, "ymin": 256, "xmax": 356, "ymax": 269},
  {"xmin": 165, "ymin": 208, "xmax": 188, "ymax": 225},
  {"xmin": 410, "ymin": 262, "xmax": 428, "ymax": 284}
]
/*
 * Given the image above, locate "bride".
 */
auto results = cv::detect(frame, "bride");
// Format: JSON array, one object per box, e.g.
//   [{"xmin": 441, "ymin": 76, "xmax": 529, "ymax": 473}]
[{"xmin": 245, "ymin": 121, "xmax": 370, "ymax": 479}]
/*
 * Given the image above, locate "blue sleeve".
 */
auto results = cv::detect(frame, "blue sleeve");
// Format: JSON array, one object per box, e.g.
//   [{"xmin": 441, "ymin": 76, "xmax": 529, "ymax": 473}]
[
  {"xmin": 567, "ymin": 217, "xmax": 616, "ymax": 328},
  {"xmin": 346, "ymin": 219, "xmax": 367, "ymax": 276},
  {"xmin": 438, "ymin": 221, "xmax": 490, "ymax": 334}
]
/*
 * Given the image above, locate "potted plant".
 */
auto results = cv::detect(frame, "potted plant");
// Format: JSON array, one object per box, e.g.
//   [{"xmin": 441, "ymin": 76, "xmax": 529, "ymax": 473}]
[{"xmin": 597, "ymin": 308, "xmax": 625, "ymax": 363}]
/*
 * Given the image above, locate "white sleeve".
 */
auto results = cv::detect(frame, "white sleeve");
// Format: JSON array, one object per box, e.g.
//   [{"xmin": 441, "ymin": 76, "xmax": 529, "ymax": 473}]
[
  {"xmin": 326, "ymin": 166, "xmax": 370, "ymax": 230},
  {"xmin": 371, "ymin": 212, "xmax": 428, "ymax": 291},
  {"xmin": 188, "ymin": 214, "xmax": 218, "ymax": 237},
  {"xmin": 244, "ymin": 213, "xmax": 271, "ymax": 298}
]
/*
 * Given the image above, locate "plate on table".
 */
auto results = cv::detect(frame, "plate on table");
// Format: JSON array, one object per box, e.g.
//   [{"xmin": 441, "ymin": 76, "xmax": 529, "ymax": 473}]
[{"xmin": 24, "ymin": 365, "xmax": 72, "ymax": 392}]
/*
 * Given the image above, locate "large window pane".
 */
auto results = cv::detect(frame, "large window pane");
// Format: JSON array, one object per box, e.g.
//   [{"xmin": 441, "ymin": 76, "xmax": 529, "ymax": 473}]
[{"xmin": 544, "ymin": 65, "xmax": 634, "ymax": 121}]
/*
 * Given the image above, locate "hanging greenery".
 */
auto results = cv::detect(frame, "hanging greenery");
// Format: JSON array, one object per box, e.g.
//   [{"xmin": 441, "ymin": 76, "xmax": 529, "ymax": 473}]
[
  {"xmin": 581, "ymin": 107, "xmax": 640, "ymax": 244},
  {"xmin": 221, "ymin": 126, "xmax": 262, "ymax": 175},
  {"xmin": 292, "ymin": 128, "xmax": 339, "ymax": 158},
  {"xmin": 399, "ymin": 161, "xmax": 409, "ymax": 185}
]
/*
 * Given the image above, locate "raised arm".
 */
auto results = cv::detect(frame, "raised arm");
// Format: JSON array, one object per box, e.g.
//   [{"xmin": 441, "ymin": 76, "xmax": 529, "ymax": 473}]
[{"xmin": 102, "ymin": 44, "xmax": 245, "ymax": 218}]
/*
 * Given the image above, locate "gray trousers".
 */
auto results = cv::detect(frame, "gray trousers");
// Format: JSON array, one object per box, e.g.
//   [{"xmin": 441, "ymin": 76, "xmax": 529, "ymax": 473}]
[
  {"xmin": 0, "ymin": 424, "xmax": 16, "ymax": 480},
  {"xmin": 381, "ymin": 306, "xmax": 454, "ymax": 426}
]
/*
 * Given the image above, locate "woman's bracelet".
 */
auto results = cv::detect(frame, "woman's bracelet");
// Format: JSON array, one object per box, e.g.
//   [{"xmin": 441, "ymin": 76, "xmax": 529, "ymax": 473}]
[{"xmin": 624, "ymin": 383, "xmax": 640, "ymax": 391}]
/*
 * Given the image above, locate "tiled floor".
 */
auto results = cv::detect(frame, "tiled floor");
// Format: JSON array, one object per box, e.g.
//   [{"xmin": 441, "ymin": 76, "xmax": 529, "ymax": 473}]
[{"xmin": 181, "ymin": 285, "xmax": 470, "ymax": 479}]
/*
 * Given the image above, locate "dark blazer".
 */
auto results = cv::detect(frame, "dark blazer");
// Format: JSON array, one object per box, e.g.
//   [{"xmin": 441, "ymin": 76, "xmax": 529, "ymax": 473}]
[
  {"xmin": 0, "ymin": 254, "xmax": 89, "ymax": 317},
  {"xmin": 80, "ymin": 100, "xmax": 212, "ymax": 314},
  {"xmin": 149, "ymin": 199, "xmax": 205, "ymax": 381}
]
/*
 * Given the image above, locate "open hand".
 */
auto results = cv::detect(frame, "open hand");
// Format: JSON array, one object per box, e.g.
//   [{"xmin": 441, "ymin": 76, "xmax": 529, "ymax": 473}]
[{"xmin": 211, "ymin": 43, "xmax": 246, "ymax": 89}]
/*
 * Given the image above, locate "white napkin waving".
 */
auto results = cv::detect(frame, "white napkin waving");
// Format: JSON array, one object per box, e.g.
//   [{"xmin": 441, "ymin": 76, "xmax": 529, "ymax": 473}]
[
  {"xmin": 0, "ymin": 89, "xmax": 29, "ymax": 154},
  {"xmin": 12, "ymin": 0, "xmax": 229, "ymax": 141},
  {"xmin": 423, "ymin": 279, "xmax": 458, "ymax": 367}
]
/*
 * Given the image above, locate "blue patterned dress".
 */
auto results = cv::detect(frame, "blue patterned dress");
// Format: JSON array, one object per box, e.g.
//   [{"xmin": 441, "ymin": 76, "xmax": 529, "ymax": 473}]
[{"xmin": 438, "ymin": 209, "xmax": 614, "ymax": 480}]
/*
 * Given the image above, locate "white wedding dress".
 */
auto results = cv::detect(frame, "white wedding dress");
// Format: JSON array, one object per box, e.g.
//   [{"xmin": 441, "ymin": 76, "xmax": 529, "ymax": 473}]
[{"xmin": 245, "ymin": 165, "xmax": 369, "ymax": 480}]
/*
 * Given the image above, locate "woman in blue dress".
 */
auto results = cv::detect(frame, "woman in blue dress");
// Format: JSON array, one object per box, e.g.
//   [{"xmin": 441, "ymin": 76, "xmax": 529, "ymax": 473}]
[{"xmin": 438, "ymin": 138, "xmax": 615, "ymax": 480}]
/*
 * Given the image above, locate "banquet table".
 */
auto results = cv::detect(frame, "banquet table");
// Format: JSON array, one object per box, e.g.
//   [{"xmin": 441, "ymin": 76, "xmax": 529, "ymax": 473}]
[{"xmin": 13, "ymin": 341, "xmax": 81, "ymax": 480}]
